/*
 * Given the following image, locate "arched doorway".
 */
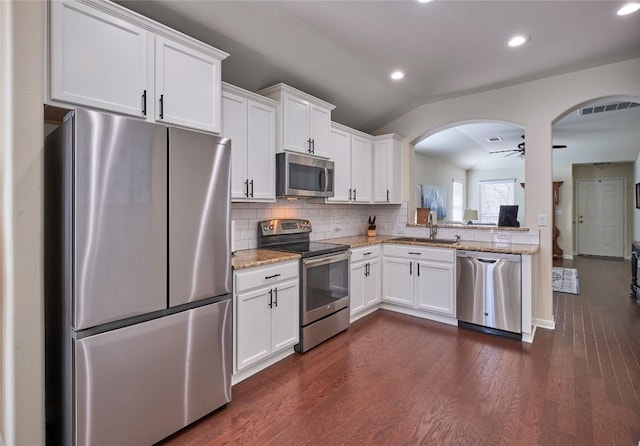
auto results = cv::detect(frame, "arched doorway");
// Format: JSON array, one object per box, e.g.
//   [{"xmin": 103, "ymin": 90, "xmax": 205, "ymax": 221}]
[
  {"xmin": 552, "ymin": 95, "xmax": 640, "ymax": 260},
  {"xmin": 411, "ymin": 120, "xmax": 525, "ymax": 225}
]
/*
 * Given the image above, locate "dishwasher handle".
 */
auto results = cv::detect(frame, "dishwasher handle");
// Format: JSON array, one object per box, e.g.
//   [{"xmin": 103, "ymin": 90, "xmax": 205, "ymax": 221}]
[{"xmin": 477, "ymin": 258, "xmax": 498, "ymax": 264}]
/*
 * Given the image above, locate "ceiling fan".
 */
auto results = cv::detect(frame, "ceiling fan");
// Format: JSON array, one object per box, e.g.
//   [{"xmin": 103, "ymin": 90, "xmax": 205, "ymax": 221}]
[{"xmin": 489, "ymin": 135, "xmax": 567, "ymax": 157}]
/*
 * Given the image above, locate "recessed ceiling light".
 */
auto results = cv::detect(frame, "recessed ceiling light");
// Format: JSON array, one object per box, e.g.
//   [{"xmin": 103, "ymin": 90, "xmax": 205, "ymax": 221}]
[
  {"xmin": 390, "ymin": 70, "xmax": 405, "ymax": 81},
  {"xmin": 507, "ymin": 35, "xmax": 530, "ymax": 47},
  {"xmin": 616, "ymin": 2, "xmax": 640, "ymax": 15}
]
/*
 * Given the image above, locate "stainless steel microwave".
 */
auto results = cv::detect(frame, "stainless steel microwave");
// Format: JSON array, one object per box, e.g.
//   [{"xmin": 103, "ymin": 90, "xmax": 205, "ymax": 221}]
[{"xmin": 276, "ymin": 152, "xmax": 334, "ymax": 198}]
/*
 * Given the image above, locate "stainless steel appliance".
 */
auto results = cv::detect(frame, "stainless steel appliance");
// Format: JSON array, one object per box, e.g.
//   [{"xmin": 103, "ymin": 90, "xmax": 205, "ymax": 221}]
[
  {"xmin": 276, "ymin": 152, "xmax": 335, "ymax": 198},
  {"xmin": 44, "ymin": 108, "xmax": 232, "ymax": 446},
  {"xmin": 456, "ymin": 250, "xmax": 522, "ymax": 338},
  {"xmin": 257, "ymin": 219, "xmax": 350, "ymax": 352}
]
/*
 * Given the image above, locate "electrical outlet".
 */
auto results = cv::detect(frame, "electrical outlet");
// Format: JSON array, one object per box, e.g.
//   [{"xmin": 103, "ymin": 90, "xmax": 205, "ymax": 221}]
[{"xmin": 538, "ymin": 214, "xmax": 547, "ymax": 226}]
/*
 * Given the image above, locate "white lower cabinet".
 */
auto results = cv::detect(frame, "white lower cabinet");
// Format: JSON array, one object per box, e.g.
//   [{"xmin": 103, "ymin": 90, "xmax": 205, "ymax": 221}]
[
  {"xmin": 234, "ymin": 261, "xmax": 299, "ymax": 373},
  {"xmin": 382, "ymin": 244, "xmax": 456, "ymax": 318},
  {"xmin": 350, "ymin": 246, "xmax": 381, "ymax": 318}
]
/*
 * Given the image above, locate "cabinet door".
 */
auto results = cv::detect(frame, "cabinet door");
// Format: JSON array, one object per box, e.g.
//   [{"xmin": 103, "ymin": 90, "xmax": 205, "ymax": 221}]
[
  {"xmin": 155, "ymin": 36, "xmax": 221, "ymax": 133},
  {"xmin": 328, "ymin": 127, "xmax": 352, "ymax": 202},
  {"xmin": 350, "ymin": 135, "xmax": 372, "ymax": 202},
  {"xmin": 415, "ymin": 261, "xmax": 456, "ymax": 316},
  {"xmin": 222, "ymin": 90, "xmax": 249, "ymax": 200},
  {"xmin": 282, "ymin": 93, "xmax": 311, "ymax": 154},
  {"xmin": 350, "ymin": 262, "xmax": 366, "ymax": 316},
  {"xmin": 236, "ymin": 288, "xmax": 271, "ymax": 370},
  {"xmin": 247, "ymin": 100, "xmax": 276, "ymax": 201},
  {"xmin": 50, "ymin": 1, "xmax": 148, "ymax": 117},
  {"xmin": 364, "ymin": 258, "xmax": 382, "ymax": 308},
  {"xmin": 373, "ymin": 139, "xmax": 391, "ymax": 202},
  {"xmin": 382, "ymin": 257, "xmax": 414, "ymax": 307},
  {"xmin": 270, "ymin": 280, "xmax": 299, "ymax": 352},
  {"xmin": 309, "ymin": 104, "xmax": 331, "ymax": 158}
]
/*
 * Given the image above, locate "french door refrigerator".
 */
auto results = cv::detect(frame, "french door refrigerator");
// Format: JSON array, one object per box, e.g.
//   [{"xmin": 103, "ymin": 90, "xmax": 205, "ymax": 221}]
[{"xmin": 45, "ymin": 108, "xmax": 232, "ymax": 446}]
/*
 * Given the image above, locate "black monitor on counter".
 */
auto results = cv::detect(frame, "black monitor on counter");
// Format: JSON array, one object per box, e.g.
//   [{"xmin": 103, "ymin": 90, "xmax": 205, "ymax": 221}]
[{"xmin": 498, "ymin": 205, "xmax": 519, "ymax": 227}]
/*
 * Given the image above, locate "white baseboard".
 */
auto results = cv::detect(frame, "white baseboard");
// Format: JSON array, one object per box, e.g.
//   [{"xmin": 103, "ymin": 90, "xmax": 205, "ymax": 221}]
[
  {"xmin": 379, "ymin": 303, "xmax": 458, "ymax": 326},
  {"xmin": 562, "ymin": 254, "xmax": 574, "ymax": 260},
  {"xmin": 521, "ymin": 325, "xmax": 536, "ymax": 343},
  {"xmin": 232, "ymin": 347, "xmax": 296, "ymax": 385},
  {"xmin": 533, "ymin": 317, "xmax": 555, "ymax": 330},
  {"xmin": 350, "ymin": 305, "xmax": 379, "ymax": 323}
]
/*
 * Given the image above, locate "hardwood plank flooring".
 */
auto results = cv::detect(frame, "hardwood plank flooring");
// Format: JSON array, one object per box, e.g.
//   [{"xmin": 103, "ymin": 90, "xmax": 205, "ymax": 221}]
[{"xmin": 159, "ymin": 257, "xmax": 640, "ymax": 445}]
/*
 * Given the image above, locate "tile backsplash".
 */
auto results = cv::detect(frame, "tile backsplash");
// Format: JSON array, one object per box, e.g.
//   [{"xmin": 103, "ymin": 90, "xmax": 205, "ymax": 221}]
[
  {"xmin": 231, "ymin": 200, "xmax": 407, "ymax": 251},
  {"xmin": 231, "ymin": 200, "xmax": 539, "ymax": 251}
]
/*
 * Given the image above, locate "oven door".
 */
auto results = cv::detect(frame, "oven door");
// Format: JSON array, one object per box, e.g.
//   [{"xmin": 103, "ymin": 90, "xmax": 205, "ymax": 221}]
[{"xmin": 301, "ymin": 250, "xmax": 350, "ymax": 325}]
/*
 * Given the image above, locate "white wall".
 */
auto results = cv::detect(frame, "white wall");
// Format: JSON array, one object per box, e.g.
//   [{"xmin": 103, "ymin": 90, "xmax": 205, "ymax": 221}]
[
  {"xmin": 466, "ymin": 167, "xmax": 525, "ymax": 223},
  {"xmin": 413, "ymin": 153, "xmax": 466, "ymax": 222},
  {"xmin": 377, "ymin": 57, "xmax": 640, "ymax": 325},
  {"xmin": 0, "ymin": 1, "xmax": 45, "ymax": 445}
]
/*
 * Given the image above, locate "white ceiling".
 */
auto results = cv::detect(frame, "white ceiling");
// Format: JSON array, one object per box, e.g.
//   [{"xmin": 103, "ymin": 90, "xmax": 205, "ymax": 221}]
[{"xmin": 116, "ymin": 0, "xmax": 640, "ymax": 134}]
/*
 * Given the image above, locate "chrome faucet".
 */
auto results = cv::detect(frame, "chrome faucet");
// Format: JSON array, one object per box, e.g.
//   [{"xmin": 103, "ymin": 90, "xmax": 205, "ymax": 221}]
[{"xmin": 427, "ymin": 213, "xmax": 438, "ymax": 239}]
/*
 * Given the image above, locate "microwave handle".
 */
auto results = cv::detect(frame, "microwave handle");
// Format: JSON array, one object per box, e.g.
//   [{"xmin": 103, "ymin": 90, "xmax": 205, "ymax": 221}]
[{"xmin": 319, "ymin": 168, "xmax": 329, "ymax": 192}]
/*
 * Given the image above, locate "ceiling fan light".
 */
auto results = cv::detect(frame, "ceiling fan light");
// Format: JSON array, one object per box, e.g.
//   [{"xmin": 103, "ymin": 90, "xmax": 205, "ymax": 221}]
[
  {"xmin": 507, "ymin": 35, "xmax": 530, "ymax": 47},
  {"xmin": 616, "ymin": 3, "xmax": 640, "ymax": 15}
]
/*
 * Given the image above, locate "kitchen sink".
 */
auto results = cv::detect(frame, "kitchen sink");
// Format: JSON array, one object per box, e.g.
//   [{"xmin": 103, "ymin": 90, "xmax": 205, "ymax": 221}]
[{"xmin": 391, "ymin": 237, "xmax": 459, "ymax": 245}]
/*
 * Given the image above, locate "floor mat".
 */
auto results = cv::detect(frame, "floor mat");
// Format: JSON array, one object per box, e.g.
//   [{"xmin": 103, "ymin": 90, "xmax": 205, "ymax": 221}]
[{"xmin": 552, "ymin": 267, "xmax": 580, "ymax": 295}]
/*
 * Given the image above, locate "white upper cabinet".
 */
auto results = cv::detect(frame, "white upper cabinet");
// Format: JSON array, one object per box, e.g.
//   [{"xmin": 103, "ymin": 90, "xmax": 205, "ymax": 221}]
[
  {"xmin": 222, "ymin": 83, "xmax": 276, "ymax": 202},
  {"xmin": 373, "ymin": 134, "xmax": 403, "ymax": 204},
  {"xmin": 155, "ymin": 37, "xmax": 222, "ymax": 134},
  {"xmin": 350, "ymin": 133, "xmax": 372, "ymax": 202},
  {"xmin": 328, "ymin": 123, "xmax": 372, "ymax": 204},
  {"xmin": 328, "ymin": 126, "xmax": 352, "ymax": 202},
  {"xmin": 259, "ymin": 84, "xmax": 335, "ymax": 158},
  {"xmin": 48, "ymin": 0, "xmax": 228, "ymax": 134},
  {"xmin": 49, "ymin": 1, "xmax": 148, "ymax": 117}
]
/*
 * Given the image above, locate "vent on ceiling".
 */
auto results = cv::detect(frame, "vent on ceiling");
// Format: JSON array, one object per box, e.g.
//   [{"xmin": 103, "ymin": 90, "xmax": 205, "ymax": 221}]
[
  {"xmin": 580, "ymin": 101, "xmax": 639, "ymax": 115},
  {"xmin": 486, "ymin": 136, "xmax": 503, "ymax": 142}
]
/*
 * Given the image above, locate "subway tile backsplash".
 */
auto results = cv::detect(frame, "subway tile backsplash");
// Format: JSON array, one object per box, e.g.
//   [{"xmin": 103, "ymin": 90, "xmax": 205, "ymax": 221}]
[{"xmin": 231, "ymin": 200, "xmax": 407, "ymax": 251}]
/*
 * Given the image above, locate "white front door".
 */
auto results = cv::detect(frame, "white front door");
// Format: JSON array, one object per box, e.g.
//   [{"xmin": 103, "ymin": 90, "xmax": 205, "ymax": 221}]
[{"xmin": 577, "ymin": 178, "xmax": 625, "ymax": 257}]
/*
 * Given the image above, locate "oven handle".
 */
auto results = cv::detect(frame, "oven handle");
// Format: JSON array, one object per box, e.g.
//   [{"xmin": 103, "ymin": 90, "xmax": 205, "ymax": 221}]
[{"xmin": 302, "ymin": 250, "xmax": 350, "ymax": 267}]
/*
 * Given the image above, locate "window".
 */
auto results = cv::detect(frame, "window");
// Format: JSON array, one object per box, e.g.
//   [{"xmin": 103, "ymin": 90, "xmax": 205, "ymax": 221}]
[
  {"xmin": 479, "ymin": 180, "xmax": 515, "ymax": 224},
  {"xmin": 452, "ymin": 180, "xmax": 464, "ymax": 222}
]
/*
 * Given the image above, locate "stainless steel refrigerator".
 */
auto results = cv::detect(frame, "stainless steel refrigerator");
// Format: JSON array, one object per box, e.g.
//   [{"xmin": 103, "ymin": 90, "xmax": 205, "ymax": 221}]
[{"xmin": 45, "ymin": 108, "xmax": 232, "ymax": 445}]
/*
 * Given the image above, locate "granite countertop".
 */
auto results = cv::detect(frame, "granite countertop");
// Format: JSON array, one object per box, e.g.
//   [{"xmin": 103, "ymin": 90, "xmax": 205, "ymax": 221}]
[
  {"xmin": 232, "ymin": 249, "xmax": 301, "ymax": 270},
  {"xmin": 232, "ymin": 234, "xmax": 539, "ymax": 270},
  {"xmin": 325, "ymin": 234, "xmax": 539, "ymax": 255},
  {"xmin": 407, "ymin": 223, "xmax": 530, "ymax": 232},
  {"xmin": 322, "ymin": 234, "xmax": 397, "ymax": 248}
]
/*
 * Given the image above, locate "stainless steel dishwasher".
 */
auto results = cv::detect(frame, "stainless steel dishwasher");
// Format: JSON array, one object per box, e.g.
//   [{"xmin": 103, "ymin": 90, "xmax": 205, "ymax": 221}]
[{"xmin": 456, "ymin": 250, "xmax": 522, "ymax": 338}]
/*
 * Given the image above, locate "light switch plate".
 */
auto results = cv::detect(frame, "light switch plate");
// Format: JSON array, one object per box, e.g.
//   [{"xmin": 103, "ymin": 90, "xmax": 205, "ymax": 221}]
[{"xmin": 538, "ymin": 214, "xmax": 547, "ymax": 226}]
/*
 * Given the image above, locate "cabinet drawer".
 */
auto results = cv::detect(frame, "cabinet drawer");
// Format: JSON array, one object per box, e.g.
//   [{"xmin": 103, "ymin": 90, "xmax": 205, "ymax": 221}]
[
  {"xmin": 383, "ymin": 244, "xmax": 455, "ymax": 263},
  {"xmin": 234, "ymin": 260, "xmax": 299, "ymax": 293},
  {"xmin": 350, "ymin": 245, "xmax": 381, "ymax": 263}
]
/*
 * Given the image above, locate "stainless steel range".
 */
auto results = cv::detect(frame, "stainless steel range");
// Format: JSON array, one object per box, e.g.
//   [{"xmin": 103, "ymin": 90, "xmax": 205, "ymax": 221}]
[{"xmin": 258, "ymin": 219, "xmax": 350, "ymax": 352}]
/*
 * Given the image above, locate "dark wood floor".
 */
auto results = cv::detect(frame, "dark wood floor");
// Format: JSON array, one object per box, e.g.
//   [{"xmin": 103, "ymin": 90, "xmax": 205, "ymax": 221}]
[{"xmin": 160, "ymin": 256, "xmax": 640, "ymax": 445}]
